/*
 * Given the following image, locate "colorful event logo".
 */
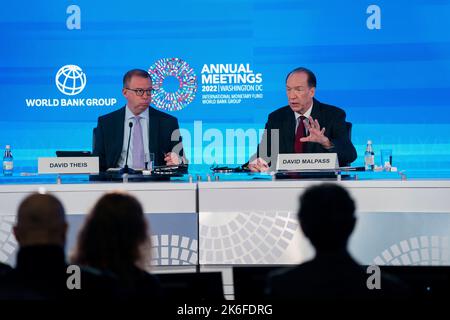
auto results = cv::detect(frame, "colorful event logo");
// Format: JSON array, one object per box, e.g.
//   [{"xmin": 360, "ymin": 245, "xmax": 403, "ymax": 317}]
[{"xmin": 148, "ymin": 58, "xmax": 197, "ymax": 112}]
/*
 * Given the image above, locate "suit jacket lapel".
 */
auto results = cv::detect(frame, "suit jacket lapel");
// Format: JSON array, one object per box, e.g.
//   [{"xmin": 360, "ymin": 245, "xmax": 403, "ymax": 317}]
[
  {"xmin": 148, "ymin": 108, "xmax": 159, "ymax": 159},
  {"xmin": 112, "ymin": 107, "xmax": 126, "ymax": 165},
  {"xmin": 305, "ymin": 98, "xmax": 321, "ymax": 153},
  {"xmin": 283, "ymin": 110, "xmax": 296, "ymax": 153},
  {"xmin": 310, "ymin": 98, "xmax": 321, "ymax": 120}
]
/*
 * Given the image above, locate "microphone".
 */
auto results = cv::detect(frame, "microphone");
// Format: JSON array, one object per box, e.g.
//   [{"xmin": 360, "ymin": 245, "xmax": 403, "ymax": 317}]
[{"xmin": 121, "ymin": 121, "xmax": 134, "ymax": 174}]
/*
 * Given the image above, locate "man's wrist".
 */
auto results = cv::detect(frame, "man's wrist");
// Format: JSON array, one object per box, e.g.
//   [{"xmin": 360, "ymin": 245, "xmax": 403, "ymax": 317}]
[{"xmin": 321, "ymin": 137, "xmax": 334, "ymax": 149}]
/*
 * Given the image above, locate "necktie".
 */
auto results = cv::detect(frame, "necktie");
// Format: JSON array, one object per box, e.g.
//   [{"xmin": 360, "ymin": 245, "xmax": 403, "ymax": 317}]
[
  {"xmin": 132, "ymin": 116, "xmax": 145, "ymax": 169},
  {"xmin": 294, "ymin": 116, "xmax": 306, "ymax": 153}
]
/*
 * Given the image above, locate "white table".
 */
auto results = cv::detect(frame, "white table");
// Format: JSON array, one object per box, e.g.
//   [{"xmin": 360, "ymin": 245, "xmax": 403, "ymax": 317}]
[
  {"xmin": 2, "ymin": 179, "xmax": 450, "ymax": 268},
  {"xmin": 0, "ymin": 182, "xmax": 198, "ymax": 268},
  {"xmin": 198, "ymin": 180, "xmax": 450, "ymax": 265}
]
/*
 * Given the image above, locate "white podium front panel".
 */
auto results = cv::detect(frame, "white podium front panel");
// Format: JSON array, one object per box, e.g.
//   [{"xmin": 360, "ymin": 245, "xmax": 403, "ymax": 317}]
[
  {"xmin": 2, "ymin": 179, "xmax": 450, "ymax": 267},
  {"xmin": 0, "ymin": 182, "xmax": 198, "ymax": 268},
  {"xmin": 198, "ymin": 180, "xmax": 450, "ymax": 265}
]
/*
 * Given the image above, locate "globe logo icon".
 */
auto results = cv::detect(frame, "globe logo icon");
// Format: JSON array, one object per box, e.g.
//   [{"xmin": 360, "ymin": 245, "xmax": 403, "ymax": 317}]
[{"xmin": 55, "ymin": 64, "xmax": 87, "ymax": 96}]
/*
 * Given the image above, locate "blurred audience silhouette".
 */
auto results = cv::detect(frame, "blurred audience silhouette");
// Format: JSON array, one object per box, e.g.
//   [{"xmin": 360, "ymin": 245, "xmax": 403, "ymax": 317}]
[
  {"xmin": 71, "ymin": 191, "xmax": 162, "ymax": 299},
  {"xmin": 0, "ymin": 192, "xmax": 117, "ymax": 299},
  {"xmin": 0, "ymin": 262, "xmax": 11, "ymax": 276},
  {"xmin": 266, "ymin": 183, "xmax": 409, "ymax": 301},
  {"xmin": 1, "ymin": 185, "xmax": 418, "ymax": 303}
]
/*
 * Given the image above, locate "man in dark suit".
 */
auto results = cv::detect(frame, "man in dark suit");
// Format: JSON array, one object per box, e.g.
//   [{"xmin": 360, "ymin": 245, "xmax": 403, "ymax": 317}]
[
  {"xmin": 93, "ymin": 69, "xmax": 184, "ymax": 171},
  {"xmin": 266, "ymin": 183, "xmax": 408, "ymax": 302},
  {"xmin": 248, "ymin": 67, "xmax": 357, "ymax": 171}
]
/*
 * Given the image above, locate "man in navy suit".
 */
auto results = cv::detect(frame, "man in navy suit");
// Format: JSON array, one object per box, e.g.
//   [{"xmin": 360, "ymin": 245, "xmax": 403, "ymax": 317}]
[
  {"xmin": 248, "ymin": 67, "xmax": 357, "ymax": 171},
  {"xmin": 93, "ymin": 69, "xmax": 184, "ymax": 171}
]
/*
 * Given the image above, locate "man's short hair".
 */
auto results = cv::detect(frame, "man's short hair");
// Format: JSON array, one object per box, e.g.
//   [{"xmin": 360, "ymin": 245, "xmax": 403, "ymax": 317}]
[
  {"xmin": 18, "ymin": 193, "xmax": 65, "ymax": 225},
  {"xmin": 122, "ymin": 69, "xmax": 151, "ymax": 88},
  {"xmin": 15, "ymin": 193, "xmax": 67, "ymax": 246},
  {"xmin": 298, "ymin": 183, "xmax": 355, "ymax": 251},
  {"xmin": 285, "ymin": 67, "xmax": 317, "ymax": 88}
]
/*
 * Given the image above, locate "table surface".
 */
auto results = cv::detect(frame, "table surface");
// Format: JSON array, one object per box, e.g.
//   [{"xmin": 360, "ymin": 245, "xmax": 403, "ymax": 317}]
[{"xmin": 1, "ymin": 169, "xmax": 447, "ymax": 185}]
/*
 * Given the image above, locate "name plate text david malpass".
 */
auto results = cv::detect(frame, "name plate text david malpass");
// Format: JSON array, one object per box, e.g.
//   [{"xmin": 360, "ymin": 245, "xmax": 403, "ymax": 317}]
[{"xmin": 276, "ymin": 153, "xmax": 338, "ymax": 171}]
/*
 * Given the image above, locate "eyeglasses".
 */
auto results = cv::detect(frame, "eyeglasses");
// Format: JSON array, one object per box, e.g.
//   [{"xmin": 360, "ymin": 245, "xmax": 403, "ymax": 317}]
[{"xmin": 125, "ymin": 88, "xmax": 153, "ymax": 96}]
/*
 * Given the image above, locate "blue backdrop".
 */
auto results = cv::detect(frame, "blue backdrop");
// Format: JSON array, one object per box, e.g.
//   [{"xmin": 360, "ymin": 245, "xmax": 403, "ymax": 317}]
[{"xmin": 1, "ymin": 0, "xmax": 450, "ymax": 176}]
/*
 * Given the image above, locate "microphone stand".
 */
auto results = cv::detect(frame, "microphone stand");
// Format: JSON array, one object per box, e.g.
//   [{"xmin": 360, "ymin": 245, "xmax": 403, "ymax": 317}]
[{"xmin": 120, "ymin": 121, "xmax": 136, "ymax": 175}]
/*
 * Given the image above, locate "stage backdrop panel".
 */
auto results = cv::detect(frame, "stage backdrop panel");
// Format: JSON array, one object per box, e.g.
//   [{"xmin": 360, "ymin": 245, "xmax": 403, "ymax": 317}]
[{"xmin": 1, "ymin": 1, "xmax": 450, "ymax": 175}]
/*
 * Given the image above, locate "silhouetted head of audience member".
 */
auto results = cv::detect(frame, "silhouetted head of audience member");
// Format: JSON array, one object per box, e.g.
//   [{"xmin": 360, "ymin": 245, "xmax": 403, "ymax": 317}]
[
  {"xmin": 72, "ymin": 192, "xmax": 150, "ymax": 277},
  {"xmin": 14, "ymin": 193, "xmax": 67, "ymax": 248},
  {"xmin": 299, "ymin": 183, "xmax": 356, "ymax": 253}
]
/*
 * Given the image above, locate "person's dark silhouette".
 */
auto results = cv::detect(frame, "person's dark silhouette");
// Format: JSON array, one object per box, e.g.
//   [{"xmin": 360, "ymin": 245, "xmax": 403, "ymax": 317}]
[
  {"xmin": 71, "ymin": 192, "xmax": 162, "ymax": 299},
  {"xmin": 0, "ymin": 193, "xmax": 117, "ymax": 300},
  {"xmin": 266, "ymin": 183, "xmax": 407, "ymax": 301},
  {"xmin": 0, "ymin": 262, "xmax": 11, "ymax": 276}
]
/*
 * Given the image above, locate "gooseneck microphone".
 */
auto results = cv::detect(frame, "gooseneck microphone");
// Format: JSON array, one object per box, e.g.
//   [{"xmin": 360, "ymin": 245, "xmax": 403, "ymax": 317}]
[{"xmin": 122, "ymin": 121, "xmax": 133, "ymax": 174}]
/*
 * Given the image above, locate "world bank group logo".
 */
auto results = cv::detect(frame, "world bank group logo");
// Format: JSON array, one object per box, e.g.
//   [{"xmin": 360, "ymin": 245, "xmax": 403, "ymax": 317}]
[
  {"xmin": 148, "ymin": 58, "xmax": 197, "ymax": 112},
  {"xmin": 55, "ymin": 64, "xmax": 87, "ymax": 96}
]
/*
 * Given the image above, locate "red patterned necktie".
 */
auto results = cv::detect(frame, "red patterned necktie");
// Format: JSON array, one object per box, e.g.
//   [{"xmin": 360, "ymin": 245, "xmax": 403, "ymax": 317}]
[{"xmin": 294, "ymin": 116, "xmax": 306, "ymax": 153}]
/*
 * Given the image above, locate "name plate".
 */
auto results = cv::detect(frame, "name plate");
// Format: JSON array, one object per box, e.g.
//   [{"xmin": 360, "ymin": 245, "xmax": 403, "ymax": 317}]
[
  {"xmin": 38, "ymin": 157, "xmax": 99, "ymax": 174},
  {"xmin": 276, "ymin": 153, "xmax": 338, "ymax": 171}
]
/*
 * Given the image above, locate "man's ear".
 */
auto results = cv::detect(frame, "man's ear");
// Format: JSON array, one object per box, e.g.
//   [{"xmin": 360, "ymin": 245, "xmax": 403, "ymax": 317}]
[
  {"xmin": 309, "ymin": 86, "xmax": 316, "ymax": 98},
  {"xmin": 122, "ymin": 87, "xmax": 127, "ymax": 98}
]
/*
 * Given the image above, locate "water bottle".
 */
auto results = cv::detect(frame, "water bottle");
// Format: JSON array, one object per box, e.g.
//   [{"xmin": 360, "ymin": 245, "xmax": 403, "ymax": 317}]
[
  {"xmin": 364, "ymin": 140, "xmax": 375, "ymax": 171},
  {"xmin": 3, "ymin": 145, "xmax": 13, "ymax": 176}
]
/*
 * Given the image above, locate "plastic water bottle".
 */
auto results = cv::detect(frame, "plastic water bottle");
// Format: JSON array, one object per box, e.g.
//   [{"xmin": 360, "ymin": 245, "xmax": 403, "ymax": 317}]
[
  {"xmin": 364, "ymin": 140, "xmax": 374, "ymax": 171},
  {"xmin": 3, "ymin": 145, "xmax": 13, "ymax": 176}
]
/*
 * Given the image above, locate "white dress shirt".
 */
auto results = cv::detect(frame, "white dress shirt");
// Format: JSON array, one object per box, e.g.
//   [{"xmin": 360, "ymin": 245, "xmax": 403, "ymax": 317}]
[{"xmin": 294, "ymin": 102, "xmax": 313, "ymax": 134}]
